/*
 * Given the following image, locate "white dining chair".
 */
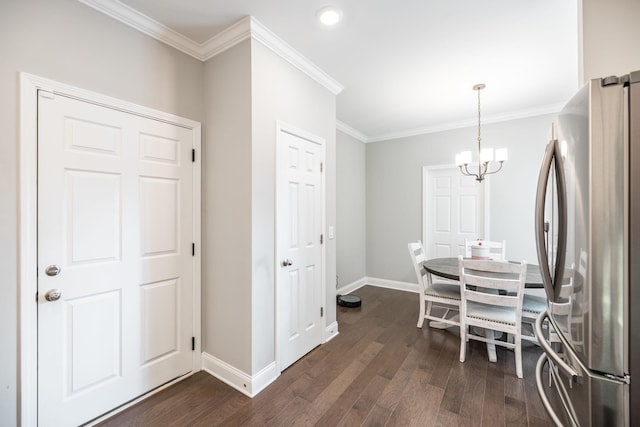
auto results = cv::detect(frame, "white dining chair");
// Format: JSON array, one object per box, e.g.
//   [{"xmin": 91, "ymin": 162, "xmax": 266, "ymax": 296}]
[
  {"xmin": 521, "ymin": 291, "xmax": 548, "ymax": 344},
  {"xmin": 458, "ymin": 255, "xmax": 527, "ymax": 378},
  {"xmin": 521, "ymin": 261, "xmax": 577, "ymax": 345},
  {"xmin": 464, "ymin": 239, "xmax": 506, "ymax": 260},
  {"xmin": 408, "ymin": 242, "xmax": 461, "ymax": 329}
]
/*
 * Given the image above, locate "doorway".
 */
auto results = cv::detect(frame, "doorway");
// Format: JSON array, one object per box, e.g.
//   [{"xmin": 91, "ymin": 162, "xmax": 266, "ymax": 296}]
[
  {"xmin": 422, "ymin": 165, "xmax": 488, "ymax": 259},
  {"xmin": 275, "ymin": 122, "xmax": 326, "ymax": 372},
  {"xmin": 19, "ymin": 74, "xmax": 202, "ymax": 426}
]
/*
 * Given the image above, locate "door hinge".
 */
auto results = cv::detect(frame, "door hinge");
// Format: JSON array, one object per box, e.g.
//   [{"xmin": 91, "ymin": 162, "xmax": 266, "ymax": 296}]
[
  {"xmin": 192, "ymin": 149, "xmax": 196, "ymax": 162},
  {"xmin": 320, "ymin": 234, "xmax": 324, "ymax": 244},
  {"xmin": 320, "ymin": 162, "xmax": 323, "ymax": 172},
  {"xmin": 192, "ymin": 243, "xmax": 195, "ymax": 256},
  {"xmin": 192, "ymin": 337, "xmax": 195, "ymax": 351},
  {"xmin": 321, "ymin": 307, "xmax": 324, "ymax": 317}
]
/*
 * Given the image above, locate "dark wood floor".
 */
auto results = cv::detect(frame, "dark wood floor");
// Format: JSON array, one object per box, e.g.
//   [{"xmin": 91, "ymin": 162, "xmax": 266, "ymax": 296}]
[{"xmin": 98, "ymin": 285, "xmax": 553, "ymax": 426}]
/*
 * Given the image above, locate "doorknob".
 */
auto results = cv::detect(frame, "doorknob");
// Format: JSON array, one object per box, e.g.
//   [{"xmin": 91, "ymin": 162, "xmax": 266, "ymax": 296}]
[
  {"xmin": 281, "ymin": 259, "xmax": 293, "ymax": 267},
  {"xmin": 44, "ymin": 289, "xmax": 62, "ymax": 302},
  {"xmin": 45, "ymin": 265, "xmax": 61, "ymax": 276}
]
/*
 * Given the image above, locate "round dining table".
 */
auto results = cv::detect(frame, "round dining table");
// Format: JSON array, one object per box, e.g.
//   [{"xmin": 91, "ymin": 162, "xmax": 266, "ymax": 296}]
[
  {"xmin": 423, "ymin": 257, "xmax": 545, "ymax": 288},
  {"xmin": 422, "ymin": 257, "xmax": 546, "ymax": 364}
]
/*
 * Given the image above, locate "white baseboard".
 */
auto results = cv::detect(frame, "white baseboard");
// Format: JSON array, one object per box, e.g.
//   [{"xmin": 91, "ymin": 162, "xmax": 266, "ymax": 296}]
[
  {"xmin": 364, "ymin": 276, "xmax": 420, "ymax": 293},
  {"xmin": 324, "ymin": 321, "xmax": 339, "ymax": 343},
  {"xmin": 201, "ymin": 352, "xmax": 279, "ymax": 398},
  {"xmin": 337, "ymin": 276, "xmax": 419, "ymax": 295},
  {"xmin": 336, "ymin": 277, "xmax": 367, "ymax": 295}
]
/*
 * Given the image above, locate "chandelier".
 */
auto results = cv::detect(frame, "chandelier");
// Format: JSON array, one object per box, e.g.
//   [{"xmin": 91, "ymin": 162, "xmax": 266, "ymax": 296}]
[{"xmin": 455, "ymin": 83, "xmax": 507, "ymax": 182}]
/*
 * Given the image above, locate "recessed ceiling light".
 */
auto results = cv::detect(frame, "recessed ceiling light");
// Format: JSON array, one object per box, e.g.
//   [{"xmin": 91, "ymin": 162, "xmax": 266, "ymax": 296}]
[{"xmin": 316, "ymin": 6, "xmax": 343, "ymax": 26}]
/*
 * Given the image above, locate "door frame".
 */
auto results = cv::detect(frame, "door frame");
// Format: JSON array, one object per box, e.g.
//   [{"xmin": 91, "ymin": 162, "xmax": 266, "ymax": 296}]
[
  {"xmin": 19, "ymin": 73, "xmax": 202, "ymax": 425},
  {"xmin": 422, "ymin": 164, "xmax": 490, "ymax": 256},
  {"xmin": 275, "ymin": 121, "xmax": 326, "ymax": 373}
]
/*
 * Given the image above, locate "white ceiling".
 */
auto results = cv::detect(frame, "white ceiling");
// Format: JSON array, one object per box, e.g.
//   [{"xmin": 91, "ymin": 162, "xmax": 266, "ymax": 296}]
[{"xmin": 112, "ymin": 0, "xmax": 579, "ymax": 141}]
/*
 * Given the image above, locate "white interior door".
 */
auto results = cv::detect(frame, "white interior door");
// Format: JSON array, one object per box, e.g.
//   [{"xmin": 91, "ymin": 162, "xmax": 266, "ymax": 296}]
[
  {"xmin": 276, "ymin": 124, "xmax": 324, "ymax": 371},
  {"xmin": 37, "ymin": 92, "xmax": 194, "ymax": 426},
  {"xmin": 422, "ymin": 166, "xmax": 486, "ymax": 259}
]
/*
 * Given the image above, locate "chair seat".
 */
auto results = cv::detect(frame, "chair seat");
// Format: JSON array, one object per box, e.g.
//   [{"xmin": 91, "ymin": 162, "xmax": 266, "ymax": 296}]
[
  {"xmin": 522, "ymin": 294, "xmax": 547, "ymax": 316},
  {"xmin": 467, "ymin": 302, "xmax": 517, "ymax": 326},
  {"xmin": 424, "ymin": 282, "xmax": 460, "ymax": 301}
]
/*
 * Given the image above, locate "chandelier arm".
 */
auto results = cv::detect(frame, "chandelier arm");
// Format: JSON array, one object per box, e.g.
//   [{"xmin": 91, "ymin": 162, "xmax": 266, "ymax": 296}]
[
  {"xmin": 460, "ymin": 164, "xmax": 479, "ymax": 180},
  {"xmin": 484, "ymin": 161, "xmax": 505, "ymax": 176}
]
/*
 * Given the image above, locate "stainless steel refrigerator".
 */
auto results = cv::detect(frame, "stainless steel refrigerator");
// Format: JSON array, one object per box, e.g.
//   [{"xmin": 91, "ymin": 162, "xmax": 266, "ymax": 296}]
[{"xmin": 534, "ymin": 71, "xmax": 640, "ymax": 426}]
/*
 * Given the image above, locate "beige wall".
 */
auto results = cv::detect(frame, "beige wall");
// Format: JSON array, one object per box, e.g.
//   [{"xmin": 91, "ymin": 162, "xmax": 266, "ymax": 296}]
[
  {"xmin": 365, "ymin": 115, "xmax": 554, "ymax": 283},
  {"xmin": 581, "ymin": 0, "xmax": 640, "ymax": 82},
  {"xmin": 202, "ymin": 40, "xmax": 254, "ymax": 372},
  {"xmin": 202, "ymin": 39, "xmax": 337, "ymax": 375},
  {"xmin": 0, "ymin": 0, "xmax": 204, "ymax": 423},
  {"xmin": 251, "ymin": 40, "xmax": 337, "ymax": 371},
  {"xmin": 336, "ymin": 131, "xmax": 367, "ymax": 286}
]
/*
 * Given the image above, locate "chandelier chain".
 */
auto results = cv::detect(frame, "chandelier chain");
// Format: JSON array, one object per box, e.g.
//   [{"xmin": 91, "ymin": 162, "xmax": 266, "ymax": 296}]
[{"xmin": 477, "ymin": 86, "xmax": 482, "ymax": 156}]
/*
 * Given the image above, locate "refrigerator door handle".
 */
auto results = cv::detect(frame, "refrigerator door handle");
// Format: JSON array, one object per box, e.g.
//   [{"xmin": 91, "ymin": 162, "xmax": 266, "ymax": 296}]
[
  {"xmin": 535, "ymin": 140, "xmax": 557, "ymax": 300},
  {"xmin": 535, "ymin": 310, "xmax": 578, "ymax": 380},
  {"xmin": 552, "ymin": 140, "xmax": 568, "ymax": 301},
  {"xmin": 535, "ymin": 353, "xmax": 579, "ymax": 427}
]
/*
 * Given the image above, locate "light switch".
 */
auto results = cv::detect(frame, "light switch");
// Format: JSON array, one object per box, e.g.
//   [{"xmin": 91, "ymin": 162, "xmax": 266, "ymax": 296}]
[{"xmin": 328, "ymin": 226, "xmax": 335, "ymax": 239}]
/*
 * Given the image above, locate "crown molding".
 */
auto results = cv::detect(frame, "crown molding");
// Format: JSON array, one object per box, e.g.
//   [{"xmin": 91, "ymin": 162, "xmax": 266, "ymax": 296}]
[
  {"xmin": 336, "ymin": 120, "xmax": 368, "ymax": 142},
  {"xmin": 77, "ymin": 0, "xmax": 203, "ymax": 58},
  {"xmin": 365, "ymin": 102, "xmax": 564, "ymax": 143},
  {"xmin": 199, "ymin": 16, "xmax": 252, "ymax": 60},
  {"xmin": 247, "ymin": 17, "xmax": 343, "ymax": 95},
  {"xmin": 77, "ymin": 1, "xmax": 343, "ymax": 95}
]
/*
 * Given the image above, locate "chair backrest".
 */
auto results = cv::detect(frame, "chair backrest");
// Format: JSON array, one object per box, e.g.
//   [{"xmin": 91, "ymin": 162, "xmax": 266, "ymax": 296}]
[
  {"xmin": 577, "ymin": 248, "xmax": 588, "ymax": 282},
  {"xmin": 458, "ymin": 255, "xmax": 527, "ymax": 311},
  {"xmin": 549, "ymin": 263, "xmax": 574, "ymax": 317},
  {"xmin": 464, "ymin": 239, "xmax": 506, "ymax": 260},
  {"xmin": 408, "ymin": 241, "xmax": 427, "ymax": 290}
]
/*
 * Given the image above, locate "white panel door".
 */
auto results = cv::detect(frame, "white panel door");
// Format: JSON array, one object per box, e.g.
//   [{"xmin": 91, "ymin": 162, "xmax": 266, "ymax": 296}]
[
  {"xmin": 276, "ymin": 126, "xmax": 324, "ymax": 371},
  {"xmin": 423, "ymin": 167, "xmax": 485, "ymax": 259},
  {"xmin": 37, "ymin": 92, "xmax": 194, "ymax": 426}
]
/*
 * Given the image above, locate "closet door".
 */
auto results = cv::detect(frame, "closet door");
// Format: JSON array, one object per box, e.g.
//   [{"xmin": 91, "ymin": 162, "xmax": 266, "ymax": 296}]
[{"xmin": 37, "ymin": 92, "xmax": 194, "ymax": 426}]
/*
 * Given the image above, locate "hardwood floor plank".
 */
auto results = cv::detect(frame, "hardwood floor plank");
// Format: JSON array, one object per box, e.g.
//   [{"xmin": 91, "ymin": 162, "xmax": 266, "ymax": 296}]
[
  {"xmin": 375, "ymin": 346, "xmax": 428, "ymax": 411},
  {"xmin": 482, "ymin": 375, "xmax": 505, "ymax": 427},
  {"xmin": 504, "ymin": 395, "xmax": 528, "ymax": 426},
  {"xmin": 98, "ymin": 285, "xmax": 552, "ymax": 427},
  {"xmin": 335, "ymin": 375, "xmax": 390, "ymax": 427},
  {"xmin": 316, "ymin": 328, "xmax": 413, "ymax": 425},
  {"xmin": 457, "ymin": 363, "xmax": 486, "ymax": 427},
  {"xmin": 287, "ymin": 339, "xmax": 386, "ymax": 425},
  {"xmin": 361, "ymin": 403, "xmax": 393, "ymax": 427},
  {"xmin": 439, "ymin": 353, "xmax": 466, "ymax": 415},
  {"xmin": 435, "ymin": 407, "xmax": 462, "ymax": 427}
]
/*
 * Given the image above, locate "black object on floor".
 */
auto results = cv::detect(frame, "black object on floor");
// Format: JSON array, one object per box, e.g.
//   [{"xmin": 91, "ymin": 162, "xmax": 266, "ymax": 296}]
[{"xmin": 337, "ymin": 294, "xmax": 362, "ymax": 308}]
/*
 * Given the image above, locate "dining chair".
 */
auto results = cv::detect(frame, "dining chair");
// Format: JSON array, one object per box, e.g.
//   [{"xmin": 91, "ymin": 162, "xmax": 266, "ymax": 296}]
[
  {"xmin": 464, "ymin": 239, "xmax": 506, "ymax": 260},
  {"xmin": 521, "ymin": 290, "xmax": 548, "ymax": 344},
  {"xmin": 408, "ymin": 242, "xmax": 461, "ymax": 329},
  {"xmin": 548, "ymin": 270, "xmax": 573, "ymax": 340},
  {"xmin": 570, "ymin": 249, "xmax": 588, "ymax": 349},
  {"xmin": 457, "ymin": 255, "xmax": 527, "ymax": 378},
  {"xmin": 521, "ymin": 259, "xmax": 580, "ymax": 345}
]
